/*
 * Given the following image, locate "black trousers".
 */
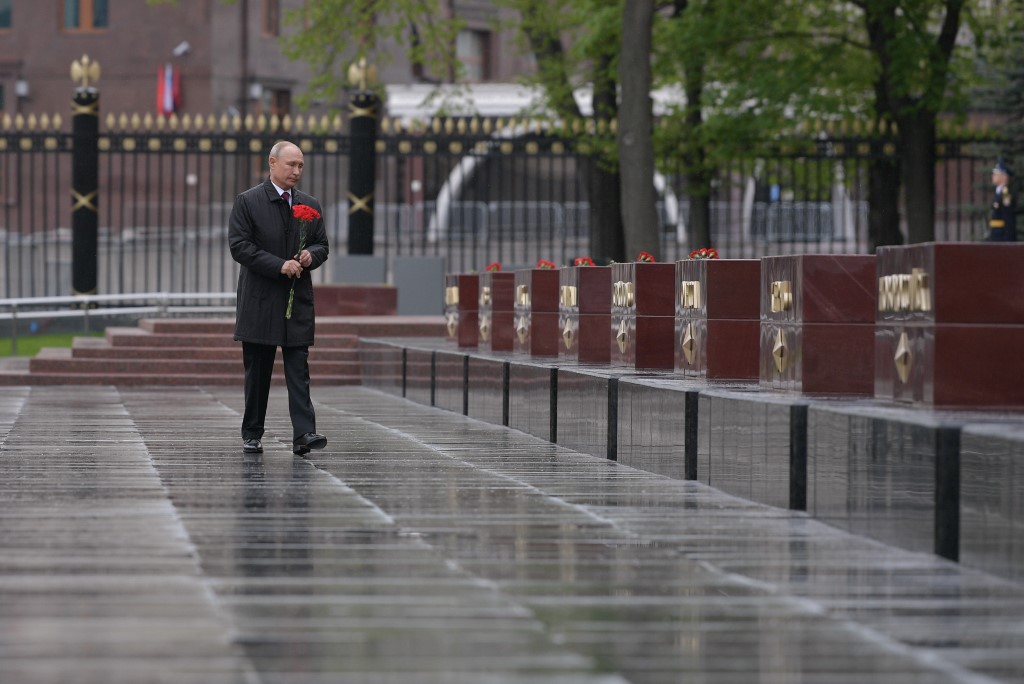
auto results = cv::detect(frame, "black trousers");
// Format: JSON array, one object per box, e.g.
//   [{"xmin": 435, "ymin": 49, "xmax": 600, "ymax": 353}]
[{"xmin": 241, "ymin": 342, "xmax": 316, "ymax": 442}]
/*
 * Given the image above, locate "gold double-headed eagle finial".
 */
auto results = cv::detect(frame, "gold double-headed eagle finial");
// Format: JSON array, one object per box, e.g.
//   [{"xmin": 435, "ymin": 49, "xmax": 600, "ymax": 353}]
[
  {"xmin": 347, "ymin": 57, "xmax": 378, "ymax": 91},
  {"xmin": 71, "ymin": 55, "xmax": 101, "ymax": 89}
]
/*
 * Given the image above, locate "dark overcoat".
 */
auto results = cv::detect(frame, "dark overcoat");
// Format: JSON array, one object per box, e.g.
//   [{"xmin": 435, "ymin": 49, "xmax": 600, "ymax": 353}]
[
  {"xmin": 228, "ymin": 179, "xmax": 330, "ymax": 347},
  {"xmin": 989, "ymin": 186, "xmax": 1018, "ymax": 242}
]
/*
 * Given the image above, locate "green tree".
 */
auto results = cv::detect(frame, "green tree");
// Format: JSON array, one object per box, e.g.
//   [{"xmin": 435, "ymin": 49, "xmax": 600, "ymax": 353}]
[{"xmin": 861, "ymin": 0, "xmax": 967, "ymax": 244}]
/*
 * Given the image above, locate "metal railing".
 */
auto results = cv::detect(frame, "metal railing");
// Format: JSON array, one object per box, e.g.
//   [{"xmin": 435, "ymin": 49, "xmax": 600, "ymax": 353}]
[
  {"xmin": 0, "ymin": 117, "xmax": 1006, "ymax": 298},
  {"xmin": 0, "ymin": 292, "xmax": 235, "ymax": 354}
]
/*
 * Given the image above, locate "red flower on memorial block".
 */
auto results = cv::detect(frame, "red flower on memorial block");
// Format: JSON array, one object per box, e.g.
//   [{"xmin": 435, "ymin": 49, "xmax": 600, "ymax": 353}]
[
  {"xmin": 485, "ymin": 262, "xmax": 502, "ymax": 272},
  {"xmin": 286, "ymin": 204, "xmax": 321, "ymax": 320},
  {"xmin": 536, "ymin": 259, "xmax": 557, "ymax": 269},
  {"xmin": 573, "ymin": 256, "xmax": 596, "ymax": 267},
  {"xmin": 636, "ymin": 251, "xmax": 656, "ymax": 263},
  {"xmin": 689, "ymin": 247, "xmax": 720, "ymax": 260}
]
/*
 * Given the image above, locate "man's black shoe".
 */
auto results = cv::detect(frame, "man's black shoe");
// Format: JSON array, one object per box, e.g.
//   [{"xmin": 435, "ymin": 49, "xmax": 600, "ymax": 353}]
[
  {"xmin": 293, "ymin": 432, "xmax": 327, "ymax": 455},
  {"xmin": 243, "ymin": 438, "xmax": 263, "ymax": 454}
]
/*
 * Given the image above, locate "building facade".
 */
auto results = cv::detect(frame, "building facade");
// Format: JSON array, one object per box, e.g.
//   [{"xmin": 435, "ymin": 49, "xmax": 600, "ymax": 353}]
[{"xmin": 0, "ymin": 0, "xmax": 534, "ymax": 122}]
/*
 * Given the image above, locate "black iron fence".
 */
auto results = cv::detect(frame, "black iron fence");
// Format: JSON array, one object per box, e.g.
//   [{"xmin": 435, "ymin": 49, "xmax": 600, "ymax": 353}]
[{"xmin": 0, "ymin": 111, "xmax": 1005, "ymax": 299}]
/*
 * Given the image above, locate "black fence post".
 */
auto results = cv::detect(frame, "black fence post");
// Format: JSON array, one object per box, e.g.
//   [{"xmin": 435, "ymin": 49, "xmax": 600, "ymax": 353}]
[
  {"xmin": 347, "ymin": 59, "xmax": 378, "ymax": 255},
  {"xmin": 70, "ymin": 55, "xmax": 100, "ymax": 296}
]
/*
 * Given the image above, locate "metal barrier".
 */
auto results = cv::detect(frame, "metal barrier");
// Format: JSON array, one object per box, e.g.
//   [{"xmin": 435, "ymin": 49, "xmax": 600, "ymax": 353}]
[
  {"xmin": 0, "ymin": 117, "xmax": 1003, "ymax": 297},
  {"xmin": 0, "ymin": 292, "xmax": 235, "ymax": 354}
]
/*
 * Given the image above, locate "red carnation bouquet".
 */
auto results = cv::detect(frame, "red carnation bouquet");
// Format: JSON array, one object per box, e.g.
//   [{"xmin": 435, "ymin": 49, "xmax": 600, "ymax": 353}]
[
  {"xmin": 485, "ymin": 262, "xmax": 501, "ymax": 272},
  {"xmin": 573, "ymin": 256, "xmax": 595, "ymax": 267},
  {"xmin": 689, "ymin": 247, "xmax": 719, "ymax": 260},
  {"xmin": 286, "ymin": 204, "xmax": 321, "ymax": 320},
  {"xmin": 536, "ymin": 259, "xmax": 557, "ymax": 269},
  {"xmin": 636, "ymin": 251, "xmax": 656, "ymax": 263}
]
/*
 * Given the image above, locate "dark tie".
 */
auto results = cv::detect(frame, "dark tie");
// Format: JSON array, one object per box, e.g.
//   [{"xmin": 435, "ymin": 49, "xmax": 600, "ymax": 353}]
[{"xmin": 282, "ymin": 191, "xmax": 290, "ymax": 205}]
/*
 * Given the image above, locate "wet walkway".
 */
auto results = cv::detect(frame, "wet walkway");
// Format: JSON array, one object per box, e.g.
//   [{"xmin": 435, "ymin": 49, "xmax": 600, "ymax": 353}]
[{"xmin": 1, "ymin": 385, "xmax": 1023, "ymax": 683}]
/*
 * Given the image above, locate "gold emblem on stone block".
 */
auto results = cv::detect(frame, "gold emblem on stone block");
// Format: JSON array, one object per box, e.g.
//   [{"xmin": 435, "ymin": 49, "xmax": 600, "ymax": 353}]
[
  {"xmin": 516, "ymin": 316, "xmax": 529, "ymax": 344},
  {"xmin": 772, "ymin": 328, "xmax": 788, "ymax": 373},
  {"xmin": 681, "ymin": 323, "xmax": 697, "ymax": 366},
  {"xmin": 479, "ymin": 314, "xmax": 491, "ymax": 342},
  {"xmin": 563, "ymin": 319, "xmax": 574, "ymax": 350},
  {"xmin": 612, "ymin": 281, "xmax": 635, "ymax": 308},
  {"xmin": 516, "ymin": 285, "xmax": 530, "ymax": 307},
  {"xmin": 446, "ymin": 312, "xmax": 458, "ymax": 338},
  {"xmin": 479, "ymin": 286, "xmax": 491, "ymax": 307},
  {"xmin": 680, "ymin": 281, "xmax": 701, "ymax": 310},
  {"xmin": 444, "ymin": 286, "xmax": 459, "ymax": 307},
  {"xmin": 616, "ymin": 319, "xmax": 628, "ymax": 354},
  {"xmin": 878, "ymin": 268, "xmax": 931, "ymax": 313},
  {"xmin": 560, "ymin": 285, "xmax": 578, "ymax": 308},
  {"xmin": 894, "ymin": 331, "xmax": 912, "ymax": 384},
  {"xmin": 770, "ymin": 281, "xmax": 792, "ymax": 313}
]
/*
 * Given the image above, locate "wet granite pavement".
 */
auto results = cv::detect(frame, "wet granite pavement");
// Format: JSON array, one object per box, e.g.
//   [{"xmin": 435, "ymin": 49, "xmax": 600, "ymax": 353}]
[{"xmin": 1, "ymin": 385, "xmax": 1022, "ymax": 683}]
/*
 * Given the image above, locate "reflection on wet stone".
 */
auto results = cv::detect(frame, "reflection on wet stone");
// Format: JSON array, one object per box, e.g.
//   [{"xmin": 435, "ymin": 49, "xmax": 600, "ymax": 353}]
[{"xmin": 1, "ymin": 385, "xmax": 1023, "ymax": 683}]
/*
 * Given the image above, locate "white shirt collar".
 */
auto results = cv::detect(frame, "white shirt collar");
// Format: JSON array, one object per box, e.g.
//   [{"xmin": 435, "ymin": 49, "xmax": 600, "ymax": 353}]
[{"xmin": 271, "ymin": 181, "xmax": 292, "ymax": 201}]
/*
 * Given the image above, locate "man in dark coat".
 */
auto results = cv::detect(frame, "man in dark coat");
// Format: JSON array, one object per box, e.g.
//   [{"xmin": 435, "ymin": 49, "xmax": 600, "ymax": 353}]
[
  {"xmin": 228, "ymin": 140, "xmax": 330, "ymax": 455},
  {"xmin": 987, "ymin": 157, "xmax": 1016, "ymax": 242}
]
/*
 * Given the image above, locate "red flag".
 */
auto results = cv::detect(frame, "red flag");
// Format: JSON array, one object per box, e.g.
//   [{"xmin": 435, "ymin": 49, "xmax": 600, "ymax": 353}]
[{"xmin": 156, "ymin": 63, "xmax": 180, "ymax": 116}]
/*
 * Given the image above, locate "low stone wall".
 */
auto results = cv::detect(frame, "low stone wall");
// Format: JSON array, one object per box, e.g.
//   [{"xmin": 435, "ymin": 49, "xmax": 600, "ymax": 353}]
[{"xmin": 359, "ymin": 337, "xmax": 1024, "ymax": 583}]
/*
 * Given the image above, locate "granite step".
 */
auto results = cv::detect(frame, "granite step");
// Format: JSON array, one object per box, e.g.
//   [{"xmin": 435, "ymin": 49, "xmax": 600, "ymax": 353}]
[
  {"xmin": 0, "ymin": 370, "xmax": 360, "ymax": 386},
  {"xmin": 28, "ymin": 348, "xmax": 360, "ymax": 376},
  {"xmin": 70, "ymin": 337, "xmax": 359, "ymax": 361},
  {"xmin": 139, "ymin": 316, "xmax": 445, "ymax": 337},
  {"xmin": 104, "ymin": 327, "xmax": 360, "ymax": 349}
]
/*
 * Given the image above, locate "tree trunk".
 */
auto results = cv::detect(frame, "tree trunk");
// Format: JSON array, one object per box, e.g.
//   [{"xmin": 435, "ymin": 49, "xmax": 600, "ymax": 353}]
[
  {"xmin": 899, "ymin": 110, "xmax": 937, "ymax": 244},
  {"xmin": 868, "ymin": 155, "xmax": 903, "ymax": 251},
  {"xmin": 589, "ymin": 53, "xmax": 625, "ymax": 262},
  {"xmin": 588, "ymin": 162, "xmax": 625, "ymax": 262},
  {"xmin": 682, "ymin": 37, "xmax": 711, "ymax": 251},
  {"xmin": 618, "ymin": 0, "xmax": 661, "ymax": 260}
]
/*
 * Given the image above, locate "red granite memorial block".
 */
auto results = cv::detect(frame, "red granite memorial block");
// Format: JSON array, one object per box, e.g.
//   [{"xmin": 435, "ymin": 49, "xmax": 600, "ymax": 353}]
[
  {"xmin": 443, "ymin": 273, "xmax": 479, "ymax": 348},
  {"xmin": 559, "ymin": 266, "xmax": 612, "ymax": 364},
  {"xmin": 760, "ymin": 254, "xmax": 876, "ymax": 395},
  {"xmin": 675, "ymin": 258, "xmax": 760, "ymax": 380},
  {"xmin": 513, "ymin": 269, "xmax": 560, "ymax": 357},
  {"xmin": 479, "ymin": 271, "xmax": 516, "ymax": 352},
  {"xmin": 875, "ymin": 242, "xmax": 1024, "ymax": 407},
  {"xmin": 610, "ymin": 262, "xmax": 676, "ymax": 370}
]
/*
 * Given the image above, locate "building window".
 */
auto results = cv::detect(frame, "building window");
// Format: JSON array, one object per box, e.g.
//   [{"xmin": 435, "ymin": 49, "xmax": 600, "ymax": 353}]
[
  {"xmin": 0, "ymin": 0, "xmax": 11, "ymax": 29},
  {"xmin": 456, "ymin": 29, "xmax": 490, "ymax": 82},
  {"xmin": 263, "ymin": 0, "xmax": 280, "ymax": 37},
  {"xmin": 63, "ymin": 0, "xmax": 108, "ymax": 31}
]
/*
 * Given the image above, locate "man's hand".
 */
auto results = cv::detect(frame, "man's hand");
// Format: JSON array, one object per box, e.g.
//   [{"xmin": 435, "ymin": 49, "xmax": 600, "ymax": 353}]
[
  {"xmin": 281, "ymin": 258, "xmax": 303, "ymax": 278},
  {"xmin": 297, "ymin": 249, "xmax": 313, "ymax": 268}
]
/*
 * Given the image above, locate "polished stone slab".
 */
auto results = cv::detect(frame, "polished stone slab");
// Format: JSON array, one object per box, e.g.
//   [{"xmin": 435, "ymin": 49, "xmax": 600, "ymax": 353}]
[
  {"xmin": 404, "ymin": 346, "xmax": 434, "ymax": 406},
  {"xmin": 876, "ymin": 242, "xmax": 1024, "ymax": 408},
  {"xmin": 556, "ymin": 367, "xmax": 615, "ymax": 460},
  {"xmin": 616, "ymin": 375, "xmax": 692, "ymax": 480},
  {"xmin": 610, "ymin": 262, "xmax": 676, "ymax": 370},
  {"xmin": 514, "ymin": 269, "xmax": 561, "ymax": 358},
  {"xmin": 359, "ymin": 340, "xmax": 404, "ymax": 397},
  {"xmin": 698, "ymin": 387, "xmax": 806, "ymax": 510},
  {"xmin": 760, "ymin": 254, "xmax": 876, "ymax": 395},
  {"xmin": 467, "ymin": 355, "xmax": 509, "ymax": 427},
  {"xmin": 805, "ymin": 402, "xmax": 1021, "ymax": 564},
  {"xmin": 479, "ymin": 271, "xmax": 517, "ymax": 352},
  {"xmin": 444, "ymin": 273, "xmax": 480, "ymax": 348},
  {"xmin": 958, "ymin": 421, "xmax": 1024, "ymax": 582},
  {"xmin": 434, "ymin": 349, "xmax": 467, "ymax": 414},
  {"xmin": 559, "ymin": 266, "xmax": 612, "ymax": 364},
  {"xmin": 676, "ymin": 258, "xmax": 761, "ymax": 380},
  {"xmin": 508, "ymin": 360, "xmax": 558, "ymax": 441},
  {"xmin": 4, "ymin": 385, "xmax": 1024, "ymax": 683}
]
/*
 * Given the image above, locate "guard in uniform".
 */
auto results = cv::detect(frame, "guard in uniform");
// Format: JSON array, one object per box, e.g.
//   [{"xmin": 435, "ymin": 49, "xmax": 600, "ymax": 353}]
[{"xmin": 988, "ymin": 157, "xmax": 1016, "ymax": 242}]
